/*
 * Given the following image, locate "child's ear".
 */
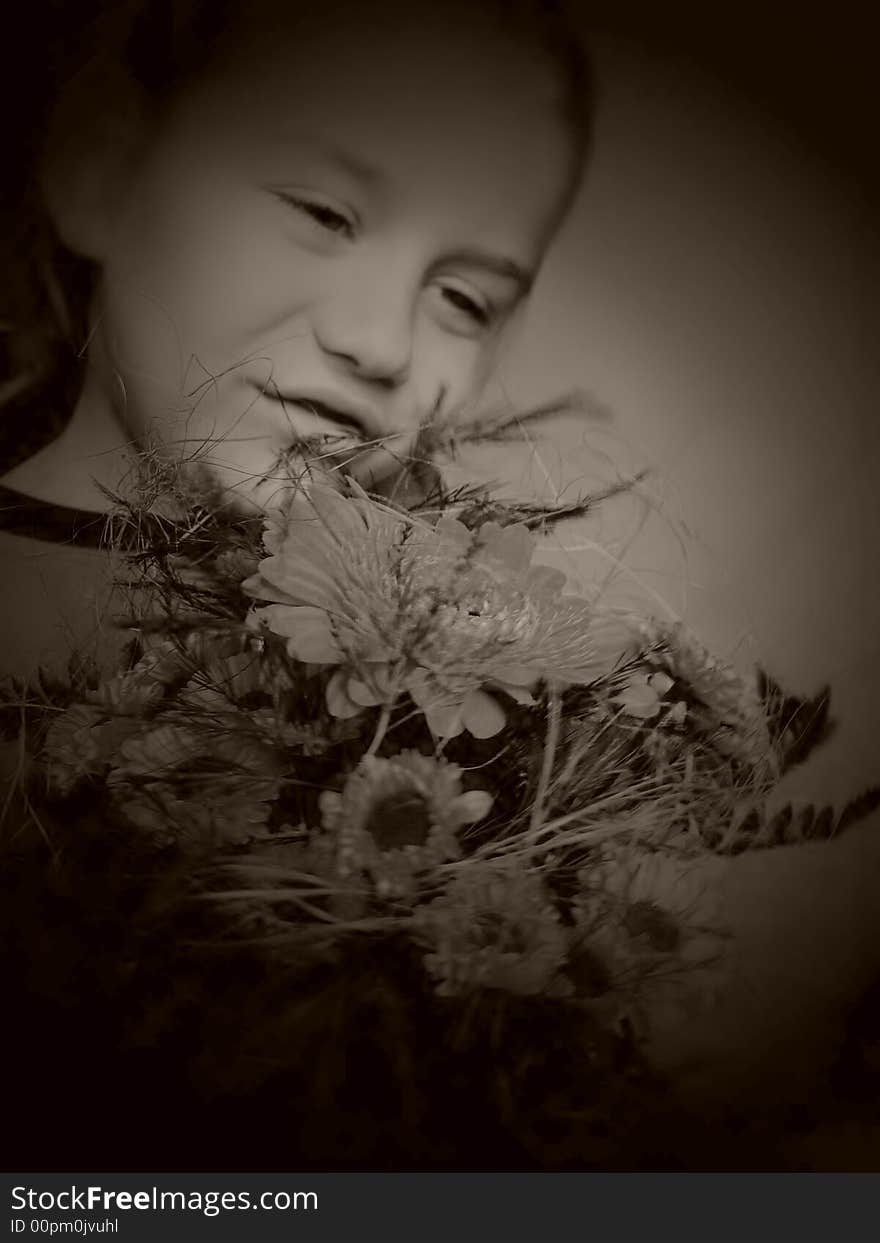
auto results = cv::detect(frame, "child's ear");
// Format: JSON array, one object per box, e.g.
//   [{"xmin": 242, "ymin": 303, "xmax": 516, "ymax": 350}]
[{"xmin": 40, "ymin": 59, "xmax": 150, "ymax": 261}]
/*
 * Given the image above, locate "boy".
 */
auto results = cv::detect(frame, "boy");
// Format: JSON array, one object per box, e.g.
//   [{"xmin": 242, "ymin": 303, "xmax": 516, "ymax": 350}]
[{"xmin": 0, "ymin": 0, "xmax": 591, "ymax": 671}]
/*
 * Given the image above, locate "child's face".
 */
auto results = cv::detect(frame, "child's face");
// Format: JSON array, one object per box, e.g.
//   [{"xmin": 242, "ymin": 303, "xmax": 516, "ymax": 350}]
[{"xmin": 86, "ymin": 3, "xmax": 576, "ymax": 507}]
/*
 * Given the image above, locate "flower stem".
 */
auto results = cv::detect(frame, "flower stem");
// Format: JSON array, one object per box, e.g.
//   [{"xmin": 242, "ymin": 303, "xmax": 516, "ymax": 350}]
[
  {"xmin": 364, "ymin": 701, "xmax": 394, "ymax": 759},
  {"xmin": 528, "ymin": 681, "xmax": 562, "ymax": 840}
]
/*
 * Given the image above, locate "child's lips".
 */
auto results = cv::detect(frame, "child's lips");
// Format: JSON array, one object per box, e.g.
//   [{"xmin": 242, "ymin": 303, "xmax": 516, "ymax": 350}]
[
  {"xmin": 253, "ymin": 384, "xmax": 416, "ymax": 486},
  {"xmin": 259, "ymin": 386, "xmax": 377, "ymax": 441}
]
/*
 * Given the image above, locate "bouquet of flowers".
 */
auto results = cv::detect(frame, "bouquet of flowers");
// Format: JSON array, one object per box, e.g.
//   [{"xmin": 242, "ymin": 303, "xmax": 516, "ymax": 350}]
[{"xmin": 3, "ymin": 415, "xmax": 878, "ymax": 1169}]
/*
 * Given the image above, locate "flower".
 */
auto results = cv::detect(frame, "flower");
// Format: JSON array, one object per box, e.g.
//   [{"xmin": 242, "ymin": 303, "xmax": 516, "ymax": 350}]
[
  {"xmin": 412, "ymin": 863, "xmax": 571, "ymax": 997},
  {"xmin": 114, "ymin": 779, "xmax": 276, "ymax": 846},
  {"xmin": 106, "ymin": 722, "xmax": 283, "ymax": 846},
  {"xmin": 570, "ymin": 846, "xmax": 725, "ymax": 1032},
  {"xmin": 243, "ymin": 481, "xmax": 631, "ymax": 737},
  {"xmin": 43, "ymin": 639, "xmax": 268, "ymax": 795},
  {"xmin": 612, "ymin": 670, "xmax": 678, "ymax": 721},
  {"xmin": 318, "ymin": 751, "xmax": 492, "ymax": 897},
  {"xmin": 225, "ymin": 828, "xmax": 372, "ymax": 922},
  {"xmin": 178, "ymin": 651, "xmax": 264, "ymax": 713},
  {"xmin": 634, "ymin": 620, "xmax": 773, "ymax": 766},
  {"xmin": 44, "ymin": 705, "xmax": 144, "ymax": 795}
]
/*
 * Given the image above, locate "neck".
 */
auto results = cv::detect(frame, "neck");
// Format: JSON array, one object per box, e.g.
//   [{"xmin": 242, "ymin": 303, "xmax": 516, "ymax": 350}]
[{"xmin": 2, "ymin": 370, "xmax": 132, "ymax": 513}]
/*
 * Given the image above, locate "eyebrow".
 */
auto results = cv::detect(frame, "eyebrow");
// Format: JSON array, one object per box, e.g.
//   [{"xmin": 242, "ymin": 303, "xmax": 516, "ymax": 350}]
[
  {"xmin": 275, "ymin": 130, "xmax": 537, "ymax": 295},
  {"xmin": 275, "ymin": 130, "xmax": 385, "ymax": 187},
  {"xmin": 439, "ymin": 248, "xmax": 535, "ymax": 297}
]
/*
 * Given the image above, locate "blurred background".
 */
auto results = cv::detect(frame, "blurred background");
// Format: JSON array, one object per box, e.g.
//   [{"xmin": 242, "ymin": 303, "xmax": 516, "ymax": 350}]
[
  {"xmin": 456, "ymin": 3, "xmax": 880, "ymax": 810},
  {"xmin": 455, "ymin": 3, "xmax": 880, "ymax": 1099}
]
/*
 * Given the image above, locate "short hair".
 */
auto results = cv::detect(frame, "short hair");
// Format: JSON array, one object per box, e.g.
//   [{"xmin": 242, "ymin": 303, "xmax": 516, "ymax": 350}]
[
  {"xmin": 124, "ymin": 0, "xmax": 595, "ymax": 178},
  {"xmin": 0, "ymin": 0, "xmax": 595, "ymax": 452}
]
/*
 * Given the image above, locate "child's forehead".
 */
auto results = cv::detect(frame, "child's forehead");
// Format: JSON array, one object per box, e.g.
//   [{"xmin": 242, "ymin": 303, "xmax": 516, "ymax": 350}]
[
  {"xmin": 169, "ymin": 2, "xmax": 574, "ymax": 235},
  {"xmin": 199, "ymin": 0, "xmax": 563, "ymax": 121}
]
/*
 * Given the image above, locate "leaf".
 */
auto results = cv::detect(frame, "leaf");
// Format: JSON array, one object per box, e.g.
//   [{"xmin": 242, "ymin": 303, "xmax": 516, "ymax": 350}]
[
  {"xmin": 117, "ymin": 724, "xmax": 202, "ymax": 776},
  {"xmin": 701, "ymin": 788, "xmax": 880, "ymax": 856},
  {"xmin": 180, "ymin": 652, "xmax": 263, "ymax": 710},
  {"xmin": 757, "ymin": 667, "xmax": 836, "ymax": 773},
  {"xmin": 837, "ymin": 785, "xmax": 880, "ymax": 833}
]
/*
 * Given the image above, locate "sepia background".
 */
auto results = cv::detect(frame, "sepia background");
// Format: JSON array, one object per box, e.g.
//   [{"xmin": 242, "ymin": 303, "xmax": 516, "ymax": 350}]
[{"xmin": 456, "ymin": 5, "xmax": 880, "ymax": 1104}]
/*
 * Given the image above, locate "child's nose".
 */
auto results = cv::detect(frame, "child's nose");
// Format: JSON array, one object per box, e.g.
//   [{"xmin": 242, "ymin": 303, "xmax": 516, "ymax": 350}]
[{"xmin": 314, "ymin": 273, "xmax": 415, "ymax": 386}]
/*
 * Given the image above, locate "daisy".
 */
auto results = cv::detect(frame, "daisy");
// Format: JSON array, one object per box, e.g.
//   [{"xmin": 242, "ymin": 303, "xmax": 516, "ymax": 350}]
[
  {"xmin": 243, "ymin": 481, "xmax": 631, "ymax": 737},
  {"xmin": 634, "ymin": 619, "xmax": 773, "ymax": 766},
  {"xmin": 412, "ymin": 862, "xmax": 571, "ymax": 998},
  {"xmin": 318, "ymin": 751, "xmax": 492, "ymax": 898},
  {"xmin": 570, "ymin": 845, "xmax": 726, "ymax": 1032}
]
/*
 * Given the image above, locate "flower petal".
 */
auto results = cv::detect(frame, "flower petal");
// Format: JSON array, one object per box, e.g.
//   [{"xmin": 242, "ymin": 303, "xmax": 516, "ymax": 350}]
[
  {"xmin": 239, "ymin": 572, "xmax": 304, "ymax": 607},
  {"xmin": 525, "ymin": 564, "xmax": 568, "ymax": 597},
  {"xmin": 347, "ymin": 672, "xmax": 389, "ymax": 707},
  {"xmin": 423, "ymin": 700, "xmax": 466, "ymax": 739},
  {"xmin": 307, "ymin": 482, "xmax": 362, "ymax": 533},
  {"xmin": 249, "ymin": 551, "xmax": 347, "ymax": 613},
  {"xmin": 614, "ymin": 677, "xmax": 661, "ymax": 719},
  {"xmin": 491, "ymin": 679, "xmax": 536, "ymax": 706},
  {"xmin": 404, "ymin": 668, "xmax": 434, "ymax": 708},
  {"xmin": 661, "ymin": 701, "xmax": 688, "ymax": 727},
  {"xmin": 260, "ymin": 505, "xmax": 289, "ymax": 555},
  {"xmin": 326, "ymin": 668, "xmax": 366, "ymax": 719},
  {"xmin": 490, "ymin": 664, "xmax": 538, "ymax": 688},
  {"xmin": 461, "ymin": 689, "xmax": 507, "ymax": 738},
  {"xmin": 432, "ymin": 515, "xmax": 472, "ymax": 552},
  {"xmin": 253, "ymin": 605, "xmax": 343, "ymax": 663},
  {"xmin": 480, "ymin": 521, "xmax": 533, "ymax": 572},
  {"xmin": 451, "ymin": 789, "xmax": 494, "ymax": 824},
  {"xmin": 648, "ymin": 671, "xmax": 675, "ymax": 697}
]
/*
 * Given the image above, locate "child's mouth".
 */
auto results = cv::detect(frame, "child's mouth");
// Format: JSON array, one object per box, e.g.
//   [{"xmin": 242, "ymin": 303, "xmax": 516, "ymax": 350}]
[
  {"xmin": 254, "ymin": 384, "xmax": 415, "ymax": 489},
  {"xmin": 261, "ymin": 387, "xmax": 374, "ymax": 446},
  {"xmin": 288, "ymin": 399, "xmax": 365, "ymax": 437}
]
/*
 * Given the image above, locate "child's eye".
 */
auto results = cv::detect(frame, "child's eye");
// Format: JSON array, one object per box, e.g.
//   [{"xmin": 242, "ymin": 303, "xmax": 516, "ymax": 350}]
[
  {"xmin": 437, "ymin": 283, "xmax": 493, "ymax": 329},
  {"xmin": 276, "ymin": 193, "xmax": 355, "ymax": 239}
]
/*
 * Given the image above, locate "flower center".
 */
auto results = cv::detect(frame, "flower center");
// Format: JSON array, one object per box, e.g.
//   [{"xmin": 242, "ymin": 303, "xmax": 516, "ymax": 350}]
[{"xmin": 365, "ymin": 792, "xmax": 432, "ymax": 851}]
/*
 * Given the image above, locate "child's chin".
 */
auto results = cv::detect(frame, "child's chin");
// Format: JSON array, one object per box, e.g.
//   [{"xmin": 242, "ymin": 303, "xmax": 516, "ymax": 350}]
[
  {"xmin": 151, "ymin": 447, "xmax": 439, "ymax": 516},
  {"xmin": 172, "ymin": 453, "xmax": 337, "ymax": 516}
]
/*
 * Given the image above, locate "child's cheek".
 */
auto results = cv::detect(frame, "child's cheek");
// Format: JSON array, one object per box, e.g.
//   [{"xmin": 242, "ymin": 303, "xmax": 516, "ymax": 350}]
[
  {"xmin": 110, "ymin": 146, "xmax": 287, "ymax": 344},
  {"xmin": 414, "ymin": 325, "xmax": 497, "ymax": 416}
]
